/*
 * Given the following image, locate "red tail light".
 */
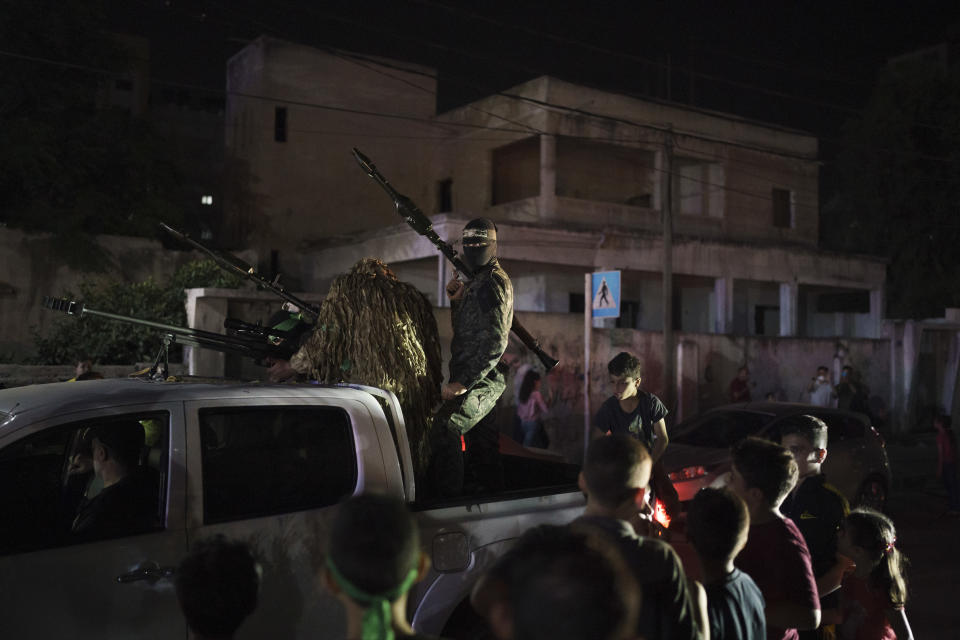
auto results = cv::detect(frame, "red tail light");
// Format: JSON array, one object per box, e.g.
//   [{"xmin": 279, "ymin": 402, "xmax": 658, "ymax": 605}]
[
  {"xmin": 653, "ymin": 498, "xmax": 672, "ymax": 529},
  {"xmin": 668, "ymin": 465, "xmax": 708, "ymax": 482}
]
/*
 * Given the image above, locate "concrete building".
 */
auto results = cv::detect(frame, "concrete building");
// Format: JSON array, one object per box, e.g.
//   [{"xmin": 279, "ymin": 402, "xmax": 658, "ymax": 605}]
[{"xmin": 224, "ymin": 37, "xmax": 886, "ymax": 340}]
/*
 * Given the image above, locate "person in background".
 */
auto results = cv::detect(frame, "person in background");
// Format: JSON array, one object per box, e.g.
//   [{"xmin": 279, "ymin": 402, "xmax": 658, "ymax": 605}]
[
  {"xmin": 934, "ymin": 413, "xmax": 960, "ymax": 516},
  {"xmin": 68, "ymin": 359, "xmax": 103, "ymax": 381},
  {"xmin": 729, "ymin": 366, "xmax": 753, "ymax": 403},
  {"xmin": 687, "ymin": 487, "xmax": 766, "ymax": 640},
  {"xmin": 729, "ymin": 437, "xmax": 820, "ymax": 640},
  {"xmin": 828, "ymin": 508, "xmax": 913, "ymax": 640},
  {"xmin": 175, "ymin": 536, "xmax": 260, "ymax": 640},
  {"xmin": 323, "ymin": 494, "xmax": 444, "ymax": 639},
  {"xmin": 515, "ymin": 369, "xmax": 550, "ymax": 447},
  {"xmin": 807, "ymin": 366, "xmax": 835, "ymax": 407}
]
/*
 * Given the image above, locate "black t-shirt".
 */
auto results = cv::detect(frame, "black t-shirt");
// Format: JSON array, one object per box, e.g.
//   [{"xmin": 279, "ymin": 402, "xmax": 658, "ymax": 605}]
[
  {"xmin": 573, "ymin": 515, "xmax": 698, "ymax": 640},
  {"xmin": 781, "ymin": 474, "xmax": 849, "ymax": 579},
  {"xmin": 71, "ymin": 469, "xmax": 160, "ymax": 540},
  {"xmin": 705, "ymin": 568, "xmax": 767, "ymax": 640},
  {"xmin": 593, "ymin": 391, "xmax": 668, "ymax": 452}
]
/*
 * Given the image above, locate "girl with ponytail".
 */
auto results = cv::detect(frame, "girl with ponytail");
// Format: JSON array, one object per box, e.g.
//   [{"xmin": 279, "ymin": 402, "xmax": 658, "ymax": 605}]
[{"xmin": 834, "ymin": 508, "xmax": 913, "ymax": 640}]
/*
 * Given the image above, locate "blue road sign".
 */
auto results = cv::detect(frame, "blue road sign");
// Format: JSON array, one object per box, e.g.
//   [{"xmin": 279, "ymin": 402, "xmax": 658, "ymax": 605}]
[{"xmin": 591, "ymin": 271, "xmax": 620, "ymax": 318}]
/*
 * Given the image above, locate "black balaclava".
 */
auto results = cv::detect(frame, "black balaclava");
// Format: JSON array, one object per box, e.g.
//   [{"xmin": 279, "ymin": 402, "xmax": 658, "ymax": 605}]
[{"xmin": 461, "ymin": 217, "xmax": 497, "ymax": 272}]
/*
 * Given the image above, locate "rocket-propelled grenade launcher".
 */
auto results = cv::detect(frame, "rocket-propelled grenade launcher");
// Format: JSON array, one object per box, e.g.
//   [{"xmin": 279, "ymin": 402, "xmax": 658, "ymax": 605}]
[{"xmin": 351, "ymin": 147, "xmax": 559, "ymax": 371}]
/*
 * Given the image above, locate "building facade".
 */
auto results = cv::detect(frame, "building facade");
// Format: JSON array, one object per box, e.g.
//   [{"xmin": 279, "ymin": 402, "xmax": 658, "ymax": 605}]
[{"xmin": 224, "ymin": 37, "xmax": 886, "ymax": 340}]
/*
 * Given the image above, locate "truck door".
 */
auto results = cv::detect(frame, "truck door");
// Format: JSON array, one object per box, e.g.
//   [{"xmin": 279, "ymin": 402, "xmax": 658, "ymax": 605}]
[
  {"xmin": 0, "ymin": 404, "xmax": 187, "ymax": 639},
  {"xmin": 183, "ymin": 396, "xmax": 397, "ymax": 640}
]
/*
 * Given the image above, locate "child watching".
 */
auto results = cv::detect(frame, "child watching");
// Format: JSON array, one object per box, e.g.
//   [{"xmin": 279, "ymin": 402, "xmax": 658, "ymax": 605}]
[
  {"xmin": 323, "ymin": 493, "xmax": 439, "ymax": 640},
  {"xmin": 175, "ymin": 536, "xmax": 260, "ymax": 640},
  {"xmin": 833, "ymin": 508, "xmax": 913, "ymax": 640},
  {"xmin": 592, "ymin": 352, "xmax": 678, "ymax": 517},
  {"xmin": 730, "ymin": 437, "xmax": 820, "ymax": 640},
  {"xmin": 516, "ymin": 369, "xmax": 550, "ymax": 447},
  {"xmin": 592, "ymin": 352, "xmax": 668, "ymax": 462},
  {"xmin": 780, "ymin": 415, "xmax": 850, "ymax": 638},
  {"xmin": 687, "ymin": 487, "xmax": 766, "ymax": 640},
  {"xmin": 477, "ymin": 524, "xmax": 639, "ymax": 640}
]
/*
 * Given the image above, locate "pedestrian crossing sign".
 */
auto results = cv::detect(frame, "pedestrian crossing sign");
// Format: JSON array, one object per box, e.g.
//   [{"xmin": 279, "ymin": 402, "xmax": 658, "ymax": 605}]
[{"xmin": 591, "ymin": 270, "xmax": 620, "ymax": 318}]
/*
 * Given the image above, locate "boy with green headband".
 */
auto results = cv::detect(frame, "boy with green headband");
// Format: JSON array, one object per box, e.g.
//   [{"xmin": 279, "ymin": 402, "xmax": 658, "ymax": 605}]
[{"xmin": 324, "ymin": 494, "xmax": 442, "ymax": 640}]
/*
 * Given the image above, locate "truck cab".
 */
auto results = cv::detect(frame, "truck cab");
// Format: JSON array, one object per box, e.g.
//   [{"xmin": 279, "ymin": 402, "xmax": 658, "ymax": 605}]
[{"xmin": 0, "ymin": 378, "xmax": 582, "ymax": 639}]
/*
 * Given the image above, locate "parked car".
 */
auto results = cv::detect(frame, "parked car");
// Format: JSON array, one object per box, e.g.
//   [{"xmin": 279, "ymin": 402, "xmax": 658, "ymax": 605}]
[
  {"xmin": 661, "ymin": 402, "xmax": 891, "ymax": 511},
  {"xmin": 0, "ymin": 378, "xmax": 582, "ymax": 639}
]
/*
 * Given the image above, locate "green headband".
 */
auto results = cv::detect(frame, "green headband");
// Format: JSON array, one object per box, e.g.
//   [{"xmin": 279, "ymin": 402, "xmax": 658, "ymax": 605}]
[{"xmin": 326, "ymin": 555, "xmax": 418, "ymax": 640}]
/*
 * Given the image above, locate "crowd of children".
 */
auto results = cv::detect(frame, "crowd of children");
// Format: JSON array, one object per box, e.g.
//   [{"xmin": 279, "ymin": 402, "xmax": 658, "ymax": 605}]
[{"xmin": 172, "ymin": 350, "xmax": 916, "ymax": 640}]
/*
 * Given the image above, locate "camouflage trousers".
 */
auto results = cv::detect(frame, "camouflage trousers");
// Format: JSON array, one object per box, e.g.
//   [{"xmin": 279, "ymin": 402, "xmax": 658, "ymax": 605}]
[{"xmin": 427, "ymin": 369, "xmax": 506, "ymax": 498}]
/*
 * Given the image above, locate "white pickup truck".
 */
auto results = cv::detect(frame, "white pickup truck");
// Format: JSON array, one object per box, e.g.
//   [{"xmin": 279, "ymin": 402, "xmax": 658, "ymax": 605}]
[{"xmin": 0, "ymin": 378, "xmax": 583, "ymax": 639}]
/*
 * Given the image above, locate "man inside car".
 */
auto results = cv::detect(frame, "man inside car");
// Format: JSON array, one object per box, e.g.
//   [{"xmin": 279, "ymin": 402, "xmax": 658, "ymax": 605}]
[{"xmin": 71, "ymin": 420, "xmax": 160, "ymax": 540}]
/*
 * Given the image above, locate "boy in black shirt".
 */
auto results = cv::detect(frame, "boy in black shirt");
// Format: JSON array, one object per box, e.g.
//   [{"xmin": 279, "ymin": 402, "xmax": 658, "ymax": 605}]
[
  {"xmin": 687, "ymin": 487, "xmax": 766, "ymax": 640},
  {"xmin": 592, "ymin": 352, "xmax": 669, "ymax": 462},
  {"xmin": 780, "ymin": 415, "xmax": 849, "ymax": 640},
  {"xmin": 592, "ymin": 352, "xmax": 677, "ymax": 517}
]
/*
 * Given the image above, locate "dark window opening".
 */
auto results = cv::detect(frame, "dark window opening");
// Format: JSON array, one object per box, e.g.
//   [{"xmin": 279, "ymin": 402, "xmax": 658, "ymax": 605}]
[
  {"xmin": 772, "ymin": 188, "xmax": 792, "ymax": 228},
  {"xmin": 274, "ymin": 106, "xmax": 287, "ymax": 143},
  {"xmin": 616, "ymin": 300, "xmax": 640, "ymax": 329},
  {"xmin": 569, "ymin": 292, "xmax": 585, "ymax": 314},
  {"xmin": 438, "ymin": 178, "xmax": 453, "ymax": 213},
  {"xmin": 114, "ymin": 79, "xmax": 133, "ymax": 91},
  {"xmin": 492, "ymin": 137, "xmax": 540, "ymax": 205},
  {"xmin": 754, "ymin": 305, "xmax": 780, "ymax": 335},
  {"xmin": 816, "ymin": 291, "xmax": 870, "ymax": 314}
]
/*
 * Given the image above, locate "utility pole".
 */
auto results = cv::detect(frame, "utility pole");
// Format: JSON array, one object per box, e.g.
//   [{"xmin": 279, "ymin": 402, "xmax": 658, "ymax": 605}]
[{"xmin": 662, "ymin": 128, "xmax": 675, "ymax": 411}]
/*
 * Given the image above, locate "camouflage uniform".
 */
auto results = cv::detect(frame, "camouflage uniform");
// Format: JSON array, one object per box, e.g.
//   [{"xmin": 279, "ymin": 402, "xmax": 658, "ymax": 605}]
[{"xmin": 430, "ymin": 258, "xmax": 513, "ymax": 496}]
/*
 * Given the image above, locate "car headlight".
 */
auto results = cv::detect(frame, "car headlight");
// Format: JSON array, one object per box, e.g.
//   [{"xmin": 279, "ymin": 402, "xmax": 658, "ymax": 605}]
[{"xmin": 668, "ymin": 465, "xmax": 708, "ymax": 482}]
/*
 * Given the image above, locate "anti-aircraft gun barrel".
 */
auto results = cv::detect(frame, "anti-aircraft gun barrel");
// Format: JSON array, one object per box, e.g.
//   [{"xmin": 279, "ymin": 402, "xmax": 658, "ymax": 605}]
[{"xmin": 41, "ymin": 296, "xmax": 300, "ymax": 373}]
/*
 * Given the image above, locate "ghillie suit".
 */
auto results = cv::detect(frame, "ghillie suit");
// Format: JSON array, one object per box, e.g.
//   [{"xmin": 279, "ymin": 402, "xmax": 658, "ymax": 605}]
[{"xmin": 290, "ymin": 258, "xmax": 443, "ymax": 477}]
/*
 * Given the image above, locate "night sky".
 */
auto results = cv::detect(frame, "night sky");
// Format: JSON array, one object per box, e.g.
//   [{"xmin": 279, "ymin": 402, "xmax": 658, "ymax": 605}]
[{"xmin": 108, "ymin": 0, "xmax": 959, "ymax": 137}]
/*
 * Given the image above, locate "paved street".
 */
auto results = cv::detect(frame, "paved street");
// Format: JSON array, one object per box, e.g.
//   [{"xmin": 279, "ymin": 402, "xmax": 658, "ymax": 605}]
[{"xmin": 887, "ymin": 487, "xmax": 960, "ymax": 639}]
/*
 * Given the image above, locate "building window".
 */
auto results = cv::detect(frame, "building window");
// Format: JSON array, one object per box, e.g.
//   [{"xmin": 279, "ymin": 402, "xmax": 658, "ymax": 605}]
[
  {"xmin": 437, "ymin": 178, "xmax": 453, "ymax": 213},
  {"xmin": 492, "ymin": 137, "xmax": 540, "ymax": 205},
  {"xmin": 569, "ymin": 292, "xmax": 585, "ymax": 313},
  {"xmin": 674, "ymin": 159, "xmax": 724, "ymax": 217},
  {"xmin": 201, "ymin": 195, "xmax": 213, "ymax": 206},
  {"xmin": 772, "ymin": 188, "xmax": 794, "ymax": 228},
  {"xmin": 274, "ymin": 106, "xmax": 287, "ymax": 143},
  {"xmin": 556, "ymin": 137, "xmax": 655, "ymax": 206}
]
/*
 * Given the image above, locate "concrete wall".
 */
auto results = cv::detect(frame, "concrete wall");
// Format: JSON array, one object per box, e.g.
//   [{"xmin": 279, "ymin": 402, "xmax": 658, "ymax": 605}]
[
  {"xmin": 184, "ymin": 288, "xmax": 891, "ymax": 465},
  {"xmin": 0, "ymin": 228, "xmax": 201, "ymax": 361}
]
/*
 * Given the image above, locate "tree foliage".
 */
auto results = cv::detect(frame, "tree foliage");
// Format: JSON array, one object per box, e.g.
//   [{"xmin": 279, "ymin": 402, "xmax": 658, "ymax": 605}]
[
  {"xmin": 32, "ymin": 260, "xmax": 244, "ymax": 365},
  {"xmin": 0, "ymin": 0, "xmax": 188, "ymax": 270},
  {"xmin": 822, "ymin": 61, "xmax": 960, "ymax": 318}
]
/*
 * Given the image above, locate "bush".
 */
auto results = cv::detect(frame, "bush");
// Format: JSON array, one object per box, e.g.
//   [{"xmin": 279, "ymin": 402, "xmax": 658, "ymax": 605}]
[{"xmin": 32, "ymin": 260, "xmax": 244, "ymax": 365}]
